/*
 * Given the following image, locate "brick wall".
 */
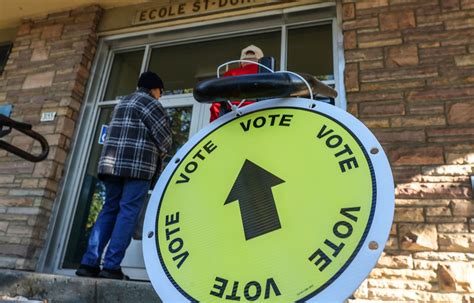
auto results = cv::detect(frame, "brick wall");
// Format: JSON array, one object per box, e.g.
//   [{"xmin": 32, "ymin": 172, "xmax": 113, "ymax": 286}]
[
  {"xmin": 0, "ymin": 6, "xmax": 102, "ymax": 270},
  {"xmin": 342, "ymin": 0, "xmax": 474, "ymax": 301}
]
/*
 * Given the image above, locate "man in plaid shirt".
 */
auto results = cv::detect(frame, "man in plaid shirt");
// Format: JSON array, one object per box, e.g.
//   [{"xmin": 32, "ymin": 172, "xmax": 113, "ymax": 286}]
[{"xmin": 76, "ymin": 71, "xmax": 172, "ymax": 280}]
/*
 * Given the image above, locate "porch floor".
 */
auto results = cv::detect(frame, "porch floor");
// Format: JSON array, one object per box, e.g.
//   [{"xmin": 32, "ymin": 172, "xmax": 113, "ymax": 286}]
[{"xmin": 0, "ymin": 269, "xmax": 160, "ymax": 303}]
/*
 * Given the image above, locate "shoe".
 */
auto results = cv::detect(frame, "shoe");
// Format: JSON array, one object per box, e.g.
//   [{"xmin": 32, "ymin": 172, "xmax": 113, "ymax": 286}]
[
  {"xmin": 75, "ymin": 264, "xmax": 100, "ymax": 277},
  {"xmin": 98, "ymin": 267, "xmax": 130, "ymax": 280}
]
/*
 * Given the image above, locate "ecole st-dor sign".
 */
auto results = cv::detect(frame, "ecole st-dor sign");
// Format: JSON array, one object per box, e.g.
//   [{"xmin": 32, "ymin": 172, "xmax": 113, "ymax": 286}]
[
  {"xmin": 143, "ymin": 97, "xmax": 394, "ymax": 302},
  {"xmin": 134, "ymin": 0, "xmax": 269, "ymax": 25}
]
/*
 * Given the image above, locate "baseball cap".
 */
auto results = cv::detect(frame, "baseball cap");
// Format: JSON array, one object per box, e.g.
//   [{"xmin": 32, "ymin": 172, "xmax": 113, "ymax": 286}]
[{"xmin": 240, "ymin": 45, "xmax": 264, "ymax": 61}]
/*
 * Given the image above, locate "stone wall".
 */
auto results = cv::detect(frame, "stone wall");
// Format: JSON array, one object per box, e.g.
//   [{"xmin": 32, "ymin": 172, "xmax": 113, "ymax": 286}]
[
  {"xmin": 0, "ymin": 6, "xmax": 102, "ymax": 270},
  {"xmin": 342, "ymin": 0, "xmax": 474, "ymax": 301}
]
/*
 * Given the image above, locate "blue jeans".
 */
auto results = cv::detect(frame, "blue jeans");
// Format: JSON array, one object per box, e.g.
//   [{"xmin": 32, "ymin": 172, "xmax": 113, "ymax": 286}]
[{"xmin": 81, "ymin": 175, "xmax": 151, "ymax": 270}]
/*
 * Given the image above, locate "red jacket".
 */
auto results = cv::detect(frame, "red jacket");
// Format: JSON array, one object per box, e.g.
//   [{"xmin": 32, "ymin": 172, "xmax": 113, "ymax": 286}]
[{"xmin": 209, "ymin": 64, "xmax": 259, "ymax": 122}]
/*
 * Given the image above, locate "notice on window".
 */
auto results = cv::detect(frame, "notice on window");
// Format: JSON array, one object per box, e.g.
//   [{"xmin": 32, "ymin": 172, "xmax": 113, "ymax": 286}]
[{"xmin": 134, "ymin": 0, "xmax": 270, "ymax": 25}]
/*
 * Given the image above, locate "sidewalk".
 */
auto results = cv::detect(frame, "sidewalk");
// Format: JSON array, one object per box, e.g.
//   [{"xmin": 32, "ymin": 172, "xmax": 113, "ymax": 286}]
[{"xmin": 0, "ymin": 270, "xmax": 160, "ymax": 302}]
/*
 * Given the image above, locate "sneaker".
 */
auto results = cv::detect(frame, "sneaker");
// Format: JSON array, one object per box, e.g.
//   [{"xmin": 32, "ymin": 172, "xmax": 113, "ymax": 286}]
[
  {"xmin": 75, "ymin": 264, "xmax": 100, "ymax": 277},
  {"xmin": 98, "ymin": 267, "xmax": 130, "ymax": 280}
]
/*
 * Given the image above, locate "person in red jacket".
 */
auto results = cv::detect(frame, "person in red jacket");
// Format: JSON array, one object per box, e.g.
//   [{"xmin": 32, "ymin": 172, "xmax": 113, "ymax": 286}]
[{"xmin": 209, "ymin": 45, "xmax": 264, "ymax": 122}]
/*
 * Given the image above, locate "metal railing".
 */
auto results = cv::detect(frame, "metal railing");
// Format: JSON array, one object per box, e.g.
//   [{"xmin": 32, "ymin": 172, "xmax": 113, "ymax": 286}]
[{"xmin": 0, "ymin": 114, "xmax": 49, "ymax": 162}]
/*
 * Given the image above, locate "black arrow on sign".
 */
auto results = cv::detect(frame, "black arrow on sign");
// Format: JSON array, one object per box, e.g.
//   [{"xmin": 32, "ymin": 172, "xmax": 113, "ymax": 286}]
[{"xmin": 225, "ymin": 159, "xmax": 285, "ymax": 240}]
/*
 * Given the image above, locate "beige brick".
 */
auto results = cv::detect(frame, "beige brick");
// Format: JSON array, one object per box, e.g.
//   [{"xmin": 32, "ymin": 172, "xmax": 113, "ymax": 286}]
[
  {"xmin": 359, "ymin": 38, "xmax": 402, "ymax": 49},
  {"xmin": 361, "ymin": 118, "xmax": 390, "ymax": 128},
  {"xmin": 446, "ymin": 152, "xmax": 474, "ymax": 165},
  {"xmin": 419, "ymin": 42, "xmax": 441, "ymax": 48},
  {"xmin": 352, "ymin": 279, "xmax": 368, "ymax": 299},
  {"xmin": 374, "ymin": 129, "xmax": 426, "ymax": 143},
  {"xmin": 345, "ymin": 63, "xmax": 359, "ymax": 92},
  {"xmin": 6, "ymin": 225, "xmax": 36, "ymax": 237},
  {"xmin": 427, "ymin": 127, "xmax": 474, "ymax": 143},
  {"xmin": 361, "ymin": 66, "xmax": 438, "ymax": 82},
  {"xmin": 385, "ymin": 236, "xmax": 399, "ymax": 250},
  {"xmin": 426, "ymin": 206, "xmax": 452, "ymax": 217},
  {"xmin": 0, "ymin": 222, "xmax": 8, "ymax": 233},
  {"xmin": 377, "ymin": 253, "xmax": 414, "ymax": 269},
  {"xmin": 345, "ymin": 48, "xmax": 383, "ymax": 63},
  {"xmin": 445, "ymin": 17, "xmax": 474, "ymax": 29},
  {"xmin": 407, "ymin": 86, "xmax": 474, "ymax": 102},
  {"xmin": 427, "ymin": 216, "xmax": 467, "ymax": 224},
  {"xmin": 368, "ymin": 278, "xmax": 433, "ymax": 291},
  {"xmin": 359, "ymin": 60, "xmax": 384, "ymax": 70},
  {"xmin": 380, "ymin": 10, "xmax": 416, "ymax": 31},
  {"xmin": 391, "ymin": 115, "xmax": 446, "ymax": 128},
  {"xmin": 369, "ymin": 268, "xmax": 437, "ymax": 282},
  {"xmin": 422, "ymin": 165, "xmax": 473, "ymax": 176},
  {"xmin": 438, "ymin": 262, "xmax": 474, "ymax": 292},
  {"xmin": 429, "ymin": 293, "xmax": 464, "ymax": 302},
  {"xmin": 343, "ymin": 18, "xmax": 378, "ymax": 31},
  {"xmin": 396, "ymin": 182, "xmax": 471, "ymax": 199},
  {"xmin": 30, "ymin": 47, "xmax": 49, "ymax": 62},
  {"xmin": 22, "ymin": 71, "xmax": 55, "ymax": 89},
  {"xmin": 344, "ymin": 30, "xmax": 357, "ymax": 49},
  {"xmin": 462, "ymin": 0, "xmax": 474, "ymax": 9},
  {"xmin": 21, "ymin": 179, "xmax": 39, "ymax": 188},
  {"xmin": 455, "ymin": 54, "xmax": 474, "ymax": 66},
  {"xmin": 386, "ymin": 45, "xmax": 419, "ymax": 67},
  {"xmin": 394, "ymin": 207, "xmax": 425, "ymax": 222},
  {"xmin": 16, "ymin": 23, "xmax": 31, "ymax": 36},
  {"xmin": 438, "ymin": 223, "xmax": 469, "ymax": 233},
  {"xmin": 413, "ymin": 251, "xmax": 470, "ymax": 262},
  {"xmin": 360, "ymin": 79, "xmax": 425, "ymax": 91},
  {"xmin": 342, "ymin": 3, "xmax": 355, "ymax": 20},
  {"xmin": 32, "ymin": 161, "xmax": 58, "ymax": 178},
  {"xmin": 359, "ymin": 102, "xmax": 405, "ymax": 117},
  {"xmin": 399, "ymin": 224, "xmax": 438, "ymax": 251},
  {"xmin": 55, "ymin": 116, "xmax": 76, "ymax": 138},
  {"xmin": 0, "ymin": 175, "xmax": 15, "ymax": 183},
  {"xmin": 451, "ymin": 200, "xmax": 474, "ymax": 217},
  {"xmin": 448, "ymin": 102, "xmax": 474, "ymax": 125},
  {"xmin": 41, "ymin": 24, "xmax": 63, "ymax": 39},
  {"xmin": 439, "ymin": 233, "xmax": 474, "ymax": 251},
  {"xmin": 356, "ymin": 0, "xmax": 388, "ymax": 10}
]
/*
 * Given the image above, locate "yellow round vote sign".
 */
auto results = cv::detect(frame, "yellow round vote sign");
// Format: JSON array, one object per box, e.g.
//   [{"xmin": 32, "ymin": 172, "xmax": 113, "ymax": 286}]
[{"xmin": 143, "ymin": 98, "xmax": 394, "ymax": 302}]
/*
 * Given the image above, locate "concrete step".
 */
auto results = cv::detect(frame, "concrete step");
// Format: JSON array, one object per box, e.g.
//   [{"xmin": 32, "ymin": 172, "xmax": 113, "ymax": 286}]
[{"xmin": 0, "ymin": 270, "xmax": 161, "ymax": 303}]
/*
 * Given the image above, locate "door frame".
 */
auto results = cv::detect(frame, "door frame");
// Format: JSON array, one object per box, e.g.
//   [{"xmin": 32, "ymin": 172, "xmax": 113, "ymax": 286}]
[{"xmin": 38, "ymin": 2, "xmax": 344, "ymax": 278}]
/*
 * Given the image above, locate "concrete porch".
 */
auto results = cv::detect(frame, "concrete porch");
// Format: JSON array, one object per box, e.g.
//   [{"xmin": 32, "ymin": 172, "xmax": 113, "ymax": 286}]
[{"xmin": 0, "ymin": 270, "xmax": 160, "ymax": 302}]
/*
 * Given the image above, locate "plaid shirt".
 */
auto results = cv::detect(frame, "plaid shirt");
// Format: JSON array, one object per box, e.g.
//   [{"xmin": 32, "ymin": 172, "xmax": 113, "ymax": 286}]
[{"xmin": 98, "ymin": 88, "xmax": 172, "ymax": 180}]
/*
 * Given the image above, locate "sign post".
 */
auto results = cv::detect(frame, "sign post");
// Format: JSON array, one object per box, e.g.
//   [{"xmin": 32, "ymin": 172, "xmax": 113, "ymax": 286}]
[{"xmin": 143, "ymin": 98, "xmax": 394, "ymax": 302}]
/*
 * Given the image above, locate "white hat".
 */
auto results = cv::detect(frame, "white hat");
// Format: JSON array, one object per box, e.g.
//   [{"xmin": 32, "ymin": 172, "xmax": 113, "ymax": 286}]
[{"xmin": 240, "ymin": 45, "xmax": 264, "ymax": 60}]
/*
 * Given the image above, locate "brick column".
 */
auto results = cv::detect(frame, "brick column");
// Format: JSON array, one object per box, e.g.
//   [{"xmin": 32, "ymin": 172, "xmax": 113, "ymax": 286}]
[
  {"xmin": 0, "ymin": 6, "xmax": 102, "ymax": 270},
  {"xmin": 342, "ymin": 0, "xmax": 474, "ymax": 302}
]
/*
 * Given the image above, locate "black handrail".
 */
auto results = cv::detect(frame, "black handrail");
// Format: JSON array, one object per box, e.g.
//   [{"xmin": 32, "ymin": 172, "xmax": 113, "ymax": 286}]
[
  {"xmin": 0, "ymin": 114, "xmax": 49, "ymax": 162},
  {"xmin": 193, "ymin": 72, "xmax": 337, "ymax": 103}
]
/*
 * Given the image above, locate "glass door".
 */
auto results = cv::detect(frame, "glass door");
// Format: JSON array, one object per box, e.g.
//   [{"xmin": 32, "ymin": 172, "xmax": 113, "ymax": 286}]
[{"xmin": 62, "ymin": 48, "xmax": 201, "ymax": 279}]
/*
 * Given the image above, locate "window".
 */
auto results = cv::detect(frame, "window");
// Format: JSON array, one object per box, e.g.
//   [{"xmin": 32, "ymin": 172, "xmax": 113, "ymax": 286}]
[
  {"xmin": 148, "ymin": 31, "xmax": 281, "ymax": 95},
  {"xmin": 0, "ymin": 43, "xmax": 12, "ymax": 75},
  {"xmin": 103, "ymin": 50, "xmax": 145, "ymax": 100}
]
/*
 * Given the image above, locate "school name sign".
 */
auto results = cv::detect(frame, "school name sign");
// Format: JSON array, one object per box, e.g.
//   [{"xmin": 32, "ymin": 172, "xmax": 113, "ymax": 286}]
[
  {"xmin": 134, "ymin": 0, "xmax": 268, "ymax": 25},
  {"xmin": 143, "ymin": 98, "xmax": 394, "ymax": 302}
]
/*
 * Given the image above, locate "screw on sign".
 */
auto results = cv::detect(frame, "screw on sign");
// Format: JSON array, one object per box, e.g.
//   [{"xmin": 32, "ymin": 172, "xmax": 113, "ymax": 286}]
[{"xmin": 143, "ymin": 63, "xmax": 394, "ymax": 302}]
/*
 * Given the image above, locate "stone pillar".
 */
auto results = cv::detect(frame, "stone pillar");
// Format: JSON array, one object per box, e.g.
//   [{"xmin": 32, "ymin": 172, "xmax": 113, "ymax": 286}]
[
  {"xmin": 0, "ymin": 5, "xmax": 102, "ymax": 270},
  {"xmin": 342, "ymin": 0, "xmax": 474, "ymax": 302}
]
